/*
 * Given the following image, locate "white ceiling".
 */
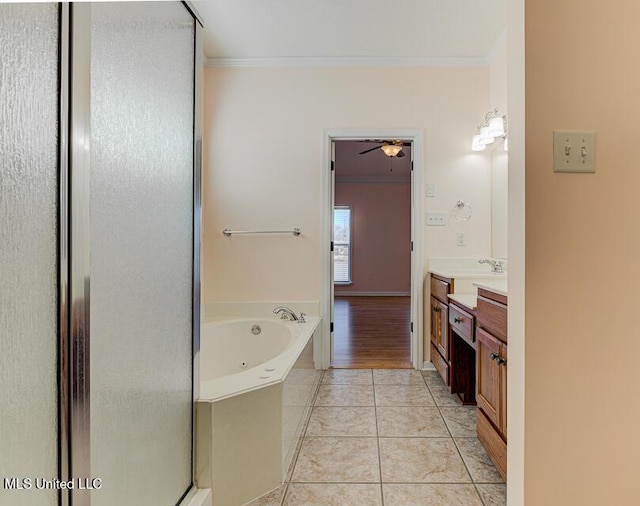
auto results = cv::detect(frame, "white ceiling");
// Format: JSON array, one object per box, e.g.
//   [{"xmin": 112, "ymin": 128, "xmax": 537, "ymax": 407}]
[{"xmin": 195, "ymin": 0, "xmax": 507, "ymax": 62}]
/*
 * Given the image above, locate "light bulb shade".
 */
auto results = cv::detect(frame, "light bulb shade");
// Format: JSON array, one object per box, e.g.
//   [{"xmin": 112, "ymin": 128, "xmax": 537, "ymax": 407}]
[
  {"xmin": 479, "ymin": 126, "xmax": 495, "ymax": 145},
  {"xmin": 381, "ymin": 144, "xmax": 403, "ymax": 157},
  {"xmin": 471, "ymin": 134, "xmax": 486, "ymax": 151},
  {"xmin": 487, "ymin": 116, "xmax": 505, "ymax": 137}
]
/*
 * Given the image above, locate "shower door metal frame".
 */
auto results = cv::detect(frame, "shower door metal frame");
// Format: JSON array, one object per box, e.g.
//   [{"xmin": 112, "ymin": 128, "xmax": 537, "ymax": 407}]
[
  {"xmin": 58, "ymin": 3, "xmax": 203, "ymax": 505},
  {"xmin": 58, "ymin": 4, "xmax": 71, "ymax": 506},
  {"xmin": 66, "ymin": 4, "xmax": 92, "ymax": 506},
  {"xmin": 185, "ymin": 1, "xmax": 204, "ymax": 502}
]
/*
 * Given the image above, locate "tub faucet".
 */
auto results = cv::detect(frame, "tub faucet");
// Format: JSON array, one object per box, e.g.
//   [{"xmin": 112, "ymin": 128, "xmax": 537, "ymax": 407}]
[
  {"xmin": 478, "ymin": 258, "xmax": 504, "ymax": 274},
  {"xmin": 273, "ymin": 306, "xmax": 305, "ymax": 322}
]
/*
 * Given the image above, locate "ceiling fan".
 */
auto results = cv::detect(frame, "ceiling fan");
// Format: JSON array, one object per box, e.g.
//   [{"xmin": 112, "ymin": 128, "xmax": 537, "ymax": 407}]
[{"xmin": 358, "ymin": 140, "xmax": 408, "ymax": 158}]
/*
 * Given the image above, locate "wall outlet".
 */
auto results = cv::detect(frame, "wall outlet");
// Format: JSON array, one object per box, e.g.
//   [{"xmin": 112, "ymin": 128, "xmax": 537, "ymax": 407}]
[
  {"xmin": 456, "ymin": 232, "xmax": 466, "ymax": 246},
  {"xmin": 427, "ymin": 212, "xmax": 447, "ymax": 226},
  {"xmin": 426, "ymin": 183, "xmax": 436, "ymax": 197}
]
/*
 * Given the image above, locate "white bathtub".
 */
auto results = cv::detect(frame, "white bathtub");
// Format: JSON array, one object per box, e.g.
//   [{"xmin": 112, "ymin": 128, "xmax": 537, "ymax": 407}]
[
  {"xmin": 199, "ymin": 317, "xmax": 320, "ymax": 401},
  {"xmin": 196, "ymin": 316, "xmax": 321, "ymax": 506}
]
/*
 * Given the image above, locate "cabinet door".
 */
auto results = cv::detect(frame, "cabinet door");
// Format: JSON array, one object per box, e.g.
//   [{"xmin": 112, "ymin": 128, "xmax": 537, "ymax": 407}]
[
  {"xmin": 431, "ymin": 298, "xmax": 449, "ymax": 360},
  {"xmin": 500, "ymin": 343, "xmax": 507, "ymax": 437},
  {"xmin": 430, "ymin": 297, "xmax": 448, "ymax": 356},
  {"xmin": 430, "ymin": 296, "xmax": 439, "ymax": 346},
  {"xmin": 476, "ymin": 327, "xmax": 501, "ymax": 429}
]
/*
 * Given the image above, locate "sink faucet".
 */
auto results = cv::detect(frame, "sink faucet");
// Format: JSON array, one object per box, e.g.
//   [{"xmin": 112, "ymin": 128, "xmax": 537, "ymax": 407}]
[
  {"xmin": 478, "ymin": 259, "xmax": 504, "ymax": 274},
  {"xmin": 273, "ymin": 306, "xmax": 306, "ymax": 323}
]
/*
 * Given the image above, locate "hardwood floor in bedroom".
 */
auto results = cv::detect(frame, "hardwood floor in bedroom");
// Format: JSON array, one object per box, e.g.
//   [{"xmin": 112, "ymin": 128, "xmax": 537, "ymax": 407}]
[{"xmin": 331, "ymin": 296, "xmax": 412, "ymax": 369}]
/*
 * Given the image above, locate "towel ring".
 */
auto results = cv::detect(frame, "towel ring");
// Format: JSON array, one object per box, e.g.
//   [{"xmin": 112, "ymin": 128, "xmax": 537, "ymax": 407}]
[{"xmin": 450, "ymin": 200, "xmax": 473, "ymax": 222}]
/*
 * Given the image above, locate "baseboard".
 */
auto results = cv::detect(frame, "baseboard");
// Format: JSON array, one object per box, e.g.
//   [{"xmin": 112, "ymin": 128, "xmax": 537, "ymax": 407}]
[
  {"xmin": 334, "ymin": 291, "xmax": 411, "ymax": 297},
  {"xmin": 422, "ymin": 361, "xmax": 436, "ymax": 371},
  {"xmin": 179, "ymin": 488, "xmax": 212, "ymax": 506}
]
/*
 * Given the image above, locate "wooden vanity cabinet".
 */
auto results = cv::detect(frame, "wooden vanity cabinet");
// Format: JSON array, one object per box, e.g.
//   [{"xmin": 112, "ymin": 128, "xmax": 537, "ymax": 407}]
[
  {"xmin": 430, "ymin": 274, "xmax": 452, "ymax": 387},
  {"xmin": 476, "ymin": 288, "xmax": 508, "ymax": 480}
]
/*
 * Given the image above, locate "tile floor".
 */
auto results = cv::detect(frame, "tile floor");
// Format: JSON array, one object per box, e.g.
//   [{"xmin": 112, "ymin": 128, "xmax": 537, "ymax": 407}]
[{"xmin": 247, "ymin": 369, "xmax": 506, "ymax": 506}]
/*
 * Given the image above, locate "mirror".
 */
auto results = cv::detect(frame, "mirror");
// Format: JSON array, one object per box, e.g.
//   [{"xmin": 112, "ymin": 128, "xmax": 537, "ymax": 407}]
[{"xmin": 491, "ymin": 139, "xmax": 508, "ymax": 258}]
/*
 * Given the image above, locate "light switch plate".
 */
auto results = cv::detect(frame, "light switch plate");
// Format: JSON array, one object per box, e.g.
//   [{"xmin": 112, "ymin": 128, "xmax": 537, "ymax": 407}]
[
  {"xmin": 426, "ymin": 183, "xmax": 436, "ymax": 197},
  {"xmin": 426, "ymin": 212, "xmax": 447, "ymax": 226},
  {"xmin": 553, "ymin": 130, "xmax": 596, "ymax": 173}
]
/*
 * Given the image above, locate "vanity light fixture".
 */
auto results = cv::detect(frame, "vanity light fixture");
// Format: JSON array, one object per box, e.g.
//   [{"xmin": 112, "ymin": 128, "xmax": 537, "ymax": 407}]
[
  {"xmin": 472, "ymin": 108, "xmax": 507, "ymax": 151},
  {"xmin": 471, "ymin": 133, "xmax": 486, "ymax": 151},
  {"xmin": 487, "ymin": 116, "xmax": 506, "ymax": 138},
  {"xmin": 479, "ymin": 125, "xmax": 495, "ymax": 145}
]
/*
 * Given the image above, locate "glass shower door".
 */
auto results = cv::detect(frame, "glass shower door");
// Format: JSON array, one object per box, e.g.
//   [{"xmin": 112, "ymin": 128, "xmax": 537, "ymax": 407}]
[
  {"xmin": 0, "ymin": 4, "xmax": 59, "ymax": 506},
  {"xmin": 1, "ymin": 3, "xmax": 200, "ymax": 504},
  {"xmin": 86, "ymin": 3, "xmax": 196, "ymax": 505}
]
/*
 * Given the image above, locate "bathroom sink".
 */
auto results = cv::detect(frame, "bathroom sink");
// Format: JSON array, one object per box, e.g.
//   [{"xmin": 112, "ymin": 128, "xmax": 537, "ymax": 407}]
[
  {"xmin": 452, "ymin": 275, "xmax": 507, "ymax": 295},
  {"xmin": 430, "ymin": 268, "xmax": 506, "ymax": 280},
  {"xmin": 445, "ymin": 270, "xmax": 506, "ymax": 278}
]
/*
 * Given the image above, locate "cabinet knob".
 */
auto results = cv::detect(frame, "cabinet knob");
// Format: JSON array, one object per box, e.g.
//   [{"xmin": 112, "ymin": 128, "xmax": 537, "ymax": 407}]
[
  {"xmin": 498, "ymin": 357, "xmax": 507, "ymax": 366},
  {"xmin": 454, "ymin": 317, "xmax": 462, "ymax": 323},
  {"xmin": 490, "ymin": 352, "xmax": 499, "ymax": 361},
  {"xmin": 433, "ymin": 307, "xmax": 440, "ymax": 313}
]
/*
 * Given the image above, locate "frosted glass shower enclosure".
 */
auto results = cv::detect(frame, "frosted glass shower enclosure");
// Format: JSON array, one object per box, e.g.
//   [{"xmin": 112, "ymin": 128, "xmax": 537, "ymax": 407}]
[{"xmin": 0, "ymin": 3, "xmax": 203, "ymax": 506}]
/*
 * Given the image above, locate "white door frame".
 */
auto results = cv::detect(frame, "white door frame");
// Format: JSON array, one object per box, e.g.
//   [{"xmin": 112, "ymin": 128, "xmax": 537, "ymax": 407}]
[{"xmin": 320, "ymin": 129, "xmax": 425, "ymax": 370}]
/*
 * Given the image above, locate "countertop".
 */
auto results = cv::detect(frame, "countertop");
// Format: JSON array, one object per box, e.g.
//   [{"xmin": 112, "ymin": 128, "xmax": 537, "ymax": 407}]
[
  {"xmin": 429, "ymin": 269, "xmax": 508, "ymax": 297},
  {"xmin": 473, "ymin": 279, "xmax": 508, "ymax": 297},
  {"xmin": 429, "ymin": 268, "xmax": 501, "ymax": 279},
  {"xmin": 447, "ymin": 294, "xmax": 478, "ymax": 311}
]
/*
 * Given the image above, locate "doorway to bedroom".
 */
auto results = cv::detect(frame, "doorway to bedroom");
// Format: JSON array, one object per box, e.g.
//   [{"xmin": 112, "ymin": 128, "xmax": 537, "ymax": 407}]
[{"xmin": 331, "ymin": 140, "xmax": 413, "ymax": 369}]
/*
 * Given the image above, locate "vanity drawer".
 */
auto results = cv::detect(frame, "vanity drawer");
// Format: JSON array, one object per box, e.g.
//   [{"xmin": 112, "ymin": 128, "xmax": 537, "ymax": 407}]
[
  {"xmin": 476, "ymin": 295, "xmax": 507, "ymax": 343},
  {"xmin": 449, "ymin": 304, "xmax": 474, "ymax": 345},
  {"xmin": 430, "ymin": 343, "xmax": 449, "ymax": 387},
  {"xmin": 430, "ymin": 276, "xmax": 451, "ymax": 304}
]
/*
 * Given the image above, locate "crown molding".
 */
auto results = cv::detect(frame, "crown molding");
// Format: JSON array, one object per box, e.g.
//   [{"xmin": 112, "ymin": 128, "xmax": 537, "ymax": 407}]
[
  {"xmin": 204, "ymin": 55, "xmax": 490, "ymax": 68},
  {"xmin": 486, "ymin": 29, "xmax": 507, "ymax": 65}
]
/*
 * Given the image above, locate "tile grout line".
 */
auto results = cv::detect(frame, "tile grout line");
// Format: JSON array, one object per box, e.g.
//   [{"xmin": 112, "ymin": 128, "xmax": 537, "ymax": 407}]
[
  {"xmin": 475, "ymin": 483, "xmax": 489, "ymax": 506},
  {"xmin": 425, "ymin": 371, "xmax": 505, "ymax": 504},
  {"xmin": 372, "ymin": 370, "xmax": 385, "ymax": 506},
  {"xmin": 284, "ymin": 370, "xmax": 502, "ymax": 505},
  {"xmin": 286, "ymin": 480, "xmax": 498, "ymax": 485},
  {"xmin": 280, "ymin": 369, "xmax": 325, "ymax": 506},
  {"xmin": 452, "ymin": 437, "xmax": 489, "ymax": 506},
  {"xmin": 425, "ymin": 373, "xmax": 487, "ymax": 505}
]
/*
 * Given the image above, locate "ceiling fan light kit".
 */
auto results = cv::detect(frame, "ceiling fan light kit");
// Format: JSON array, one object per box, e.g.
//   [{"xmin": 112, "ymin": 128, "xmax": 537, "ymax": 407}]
[
  {"xmin": 358, "ymin": 140, "xmax": 408, "ymax": 158},
  {"xmin": 381, "ymin": 144, "xmax": 403, "ymax": 157}
]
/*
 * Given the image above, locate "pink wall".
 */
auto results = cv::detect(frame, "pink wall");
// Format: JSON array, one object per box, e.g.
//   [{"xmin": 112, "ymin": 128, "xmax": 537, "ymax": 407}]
[{"xmin": 334, "ymin": 183, "xmax": 411, "ymax": 294}]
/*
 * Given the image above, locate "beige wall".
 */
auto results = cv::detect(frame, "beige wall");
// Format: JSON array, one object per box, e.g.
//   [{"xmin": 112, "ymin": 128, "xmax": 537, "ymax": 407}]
[
  {"xmin": 202, "ymin": 66, "xmax": 493, "ymax": 303},
  {"xmin": 507, "ymin": 0, "xmax": 525, "ymax": 501},
  {"xmin": 525, "ymin": 1, "xmax": 640, "ymax": 503},
  {"xmin": 490, "ymin": 34, "xmax": 508, "ymax": 116},
  {"xmin": 489, "ymin": 38, "xmax": 509, "ymax": 259}
]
